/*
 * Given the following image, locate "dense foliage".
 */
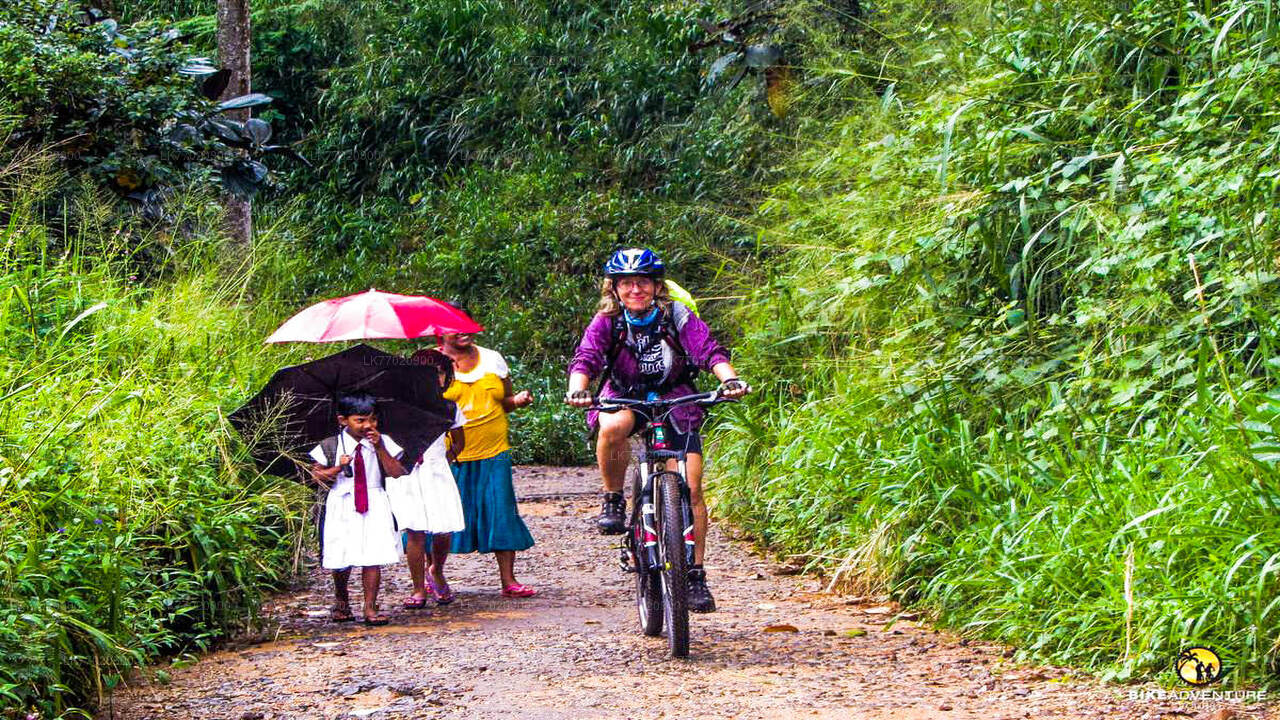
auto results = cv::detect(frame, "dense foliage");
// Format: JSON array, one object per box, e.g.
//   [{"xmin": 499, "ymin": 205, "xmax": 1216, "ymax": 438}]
[
  {"xmin": 10, "ymin": 0, "xmax": 1280, "ymax": 713},
  {"xmin": 0, "ymin": 0, "xmax": 293, "ymax": 222},
  {"xmin": 196, "ymin": 0, "xmax": 779, "ymax": 464},
  {"xmin": 0, "ymin": 144, "xmax": 318, "ymax": 716},
  {"xmin": 713, "ymin": 0, "xmax": 1280, "ymax": 687}
]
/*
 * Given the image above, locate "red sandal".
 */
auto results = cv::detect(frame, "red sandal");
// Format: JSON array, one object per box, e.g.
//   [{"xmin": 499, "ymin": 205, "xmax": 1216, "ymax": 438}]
[{"xmin": 500, "ymin": 583, "xmax": 537, "ymax": 598}]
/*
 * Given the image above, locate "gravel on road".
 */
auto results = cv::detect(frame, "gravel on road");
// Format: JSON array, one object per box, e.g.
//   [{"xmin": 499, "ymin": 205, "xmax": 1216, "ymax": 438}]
[{"xmin": 100, "ymin": 466, "xmax": 1277, "ymax": 720}]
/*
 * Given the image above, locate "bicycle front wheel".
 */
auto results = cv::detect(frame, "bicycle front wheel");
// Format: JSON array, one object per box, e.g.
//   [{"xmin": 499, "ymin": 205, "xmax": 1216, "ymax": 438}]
[
  {"xmin": 658, "ymin": 471, "xmax": 690, "ymax": 657},
  {"xmin": 631, "ymin": 466, "xmax": 662, "ymax": 637}
]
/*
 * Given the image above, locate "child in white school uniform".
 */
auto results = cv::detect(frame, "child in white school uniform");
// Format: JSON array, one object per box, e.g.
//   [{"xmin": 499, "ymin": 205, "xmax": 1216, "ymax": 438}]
[
  {"xmin": 392, "ymin": 349, "xmax": 467, "ymax": 607},
  {"xmin": 309, "ymin": 393, "xmax": 407, "ymax": 626}
]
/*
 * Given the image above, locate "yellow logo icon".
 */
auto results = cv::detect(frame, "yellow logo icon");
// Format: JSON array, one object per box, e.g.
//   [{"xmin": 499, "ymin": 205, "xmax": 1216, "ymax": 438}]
[{"xmin": 1176, "ymin": 646, "xmax": 1223, "ymax": 686}]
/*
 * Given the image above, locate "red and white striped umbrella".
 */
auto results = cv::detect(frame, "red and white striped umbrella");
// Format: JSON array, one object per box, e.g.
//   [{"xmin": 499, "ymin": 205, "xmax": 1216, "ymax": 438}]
[{"xmin": 265, "ymin": 288, "xmax": 483, "ymax": 343}]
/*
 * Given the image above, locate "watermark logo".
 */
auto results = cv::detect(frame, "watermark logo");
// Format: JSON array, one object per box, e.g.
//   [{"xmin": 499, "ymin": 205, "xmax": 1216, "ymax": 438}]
[
  {"xmin": 1127, "ymin": 689, "xmax": 1267, "ymax": 702},
  {"xmin": 1175, "ymin": 646, "xmax": 1222, "ymax": 686}
]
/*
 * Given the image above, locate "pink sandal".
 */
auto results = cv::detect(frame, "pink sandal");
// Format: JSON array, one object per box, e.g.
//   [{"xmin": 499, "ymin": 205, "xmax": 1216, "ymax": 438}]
[{"xmin": 501, "ymin": 583, "xmax": 537, "ymax": 598}]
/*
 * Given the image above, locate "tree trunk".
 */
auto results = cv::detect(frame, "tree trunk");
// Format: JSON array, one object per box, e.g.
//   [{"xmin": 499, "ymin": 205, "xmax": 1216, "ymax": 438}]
[{"xmin": 217, "ymin": 0, "xmax": 253, "ymax": 249}]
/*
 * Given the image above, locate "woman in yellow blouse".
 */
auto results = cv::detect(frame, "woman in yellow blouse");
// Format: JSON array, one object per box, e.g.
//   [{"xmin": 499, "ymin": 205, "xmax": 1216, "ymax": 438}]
[{"xmin": 438, "ymin": 331, "xmax": 537, "ymax": 597}]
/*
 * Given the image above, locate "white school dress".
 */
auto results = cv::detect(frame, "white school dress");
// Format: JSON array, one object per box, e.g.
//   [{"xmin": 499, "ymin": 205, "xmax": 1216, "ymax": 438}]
[
  {"xmin": 309, "ymin": 430, "xmax": 405, "ymax": 569},
  {"xmin": 388, "ymin": 404, "xmax": 467, "ymax": 533}
]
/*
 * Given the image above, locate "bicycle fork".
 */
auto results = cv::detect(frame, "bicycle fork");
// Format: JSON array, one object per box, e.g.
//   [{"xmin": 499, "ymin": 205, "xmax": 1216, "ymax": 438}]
[
  {"xmin": 675, "ymin": 474, "xmax": 696, "ymax": 568},
  {"xmin": 618, "ymin": 463, "xmax": 660, "ymax": 573},
  {"xmin": 637, "ymin": 462, "xmax": 661, "ymax": 571},
  {"xmin": 643, "ymin": 460, "xmax": 697, "ymax": 570},
  {"xmin": 621, "ymin": 460, "xmax": 696, "ymax": 572},
  {"xmin": 677, "ymin": 458, "xmax": 695, "ymax": 567}
]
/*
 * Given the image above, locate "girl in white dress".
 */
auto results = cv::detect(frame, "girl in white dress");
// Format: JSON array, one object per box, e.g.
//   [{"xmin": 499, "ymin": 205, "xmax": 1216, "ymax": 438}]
[
  {"xmin": 391, "ymin": 349, "xmax": 467, "ymax": 607},
  {"xmin": 308, "ymin": 393, "xmax": 407, "ymax": 626}
]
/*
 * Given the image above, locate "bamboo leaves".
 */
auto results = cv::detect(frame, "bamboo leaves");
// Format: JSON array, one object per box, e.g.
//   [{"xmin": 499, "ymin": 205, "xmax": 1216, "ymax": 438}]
[{"xmin": 715, "ymin": 0, "xmax": 1280, "ymax": 689}]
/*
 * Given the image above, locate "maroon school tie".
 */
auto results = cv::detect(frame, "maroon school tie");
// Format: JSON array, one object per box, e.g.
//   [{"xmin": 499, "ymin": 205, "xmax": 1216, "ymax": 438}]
[{"xmin": 353, "ymin": 444, "xmax": 369, "ymax": 514}]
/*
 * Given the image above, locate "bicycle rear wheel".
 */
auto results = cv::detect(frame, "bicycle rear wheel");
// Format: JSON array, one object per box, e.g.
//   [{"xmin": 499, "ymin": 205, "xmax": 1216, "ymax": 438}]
[
  {"xmin": 631, "ymin": 466, "xmax": 662, "ymax": 636},
  {"xmin": 658, "ymin": 471, "xmax": 690, "ymax": 657}
]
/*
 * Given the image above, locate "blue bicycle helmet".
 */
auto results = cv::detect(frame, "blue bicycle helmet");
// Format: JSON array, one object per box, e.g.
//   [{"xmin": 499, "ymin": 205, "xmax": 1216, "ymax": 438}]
[{"xmin": 603, "ymin": 248, "xmax": 665, "ymax": 278}]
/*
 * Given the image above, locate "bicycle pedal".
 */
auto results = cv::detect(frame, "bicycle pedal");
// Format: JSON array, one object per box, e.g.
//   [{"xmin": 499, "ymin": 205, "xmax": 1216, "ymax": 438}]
[{"xmin": 618, "ymin": 546, "xmax": 638, "ymax": 573}]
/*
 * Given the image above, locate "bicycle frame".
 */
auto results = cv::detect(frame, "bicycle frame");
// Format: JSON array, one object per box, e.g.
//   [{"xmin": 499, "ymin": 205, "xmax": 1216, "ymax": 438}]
[{"xmin": 634, "ymin": 425, "xmax": 695, "ymax": 575}]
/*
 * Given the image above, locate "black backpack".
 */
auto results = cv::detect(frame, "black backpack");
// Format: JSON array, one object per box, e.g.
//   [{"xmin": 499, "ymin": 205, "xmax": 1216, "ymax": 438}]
[{"xmin": 596, "ymin": 301, "xmax": 699, "ymax": 398}]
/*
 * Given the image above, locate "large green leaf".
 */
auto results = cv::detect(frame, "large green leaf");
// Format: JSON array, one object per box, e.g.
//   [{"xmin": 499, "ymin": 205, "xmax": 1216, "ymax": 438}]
[
  {"xmin": 220, "ymin": 159, "xmax": 269, "ymax": 198},
  {"xmin": 244, "ymin": 118, "xmax": 272, "ymax": 147},
  {"xmin": 215, "ymin": 93, "xmax": 273, "ymax": 112},
  {"xmin": 707, "ymin": 51, "xmax": 742, "ymax": 85}
]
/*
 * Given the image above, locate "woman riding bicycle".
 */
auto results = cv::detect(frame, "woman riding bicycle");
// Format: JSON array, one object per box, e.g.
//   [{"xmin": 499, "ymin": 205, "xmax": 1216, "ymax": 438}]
[{"xmin": 564, "ymin": 248, "xmax": 749, "ymax": 613}]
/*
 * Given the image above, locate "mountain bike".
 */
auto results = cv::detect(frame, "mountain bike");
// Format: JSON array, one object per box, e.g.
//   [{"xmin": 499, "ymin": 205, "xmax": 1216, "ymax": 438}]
[{"xmin": 588, "ymin": 390, "xmax": 733, "ymax": 658}]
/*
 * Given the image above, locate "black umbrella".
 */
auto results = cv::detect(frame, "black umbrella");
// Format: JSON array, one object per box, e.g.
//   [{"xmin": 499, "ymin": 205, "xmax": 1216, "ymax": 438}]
[{"xmin": 229, "ymin": 344, "xmax": 453, "ymax": 478}]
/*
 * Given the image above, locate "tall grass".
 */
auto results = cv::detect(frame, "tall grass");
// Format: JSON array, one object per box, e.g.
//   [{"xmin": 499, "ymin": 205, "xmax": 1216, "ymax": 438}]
[
  {"xmin": 713, "ymin": 0, "xmax": 1280, "ymax": 686},
  {"xmin": 0, "ymin": 145, "xmax": 315, "ymax": 717}
]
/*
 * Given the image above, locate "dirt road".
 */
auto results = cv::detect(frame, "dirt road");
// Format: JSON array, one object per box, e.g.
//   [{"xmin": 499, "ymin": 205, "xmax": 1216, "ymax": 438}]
[{"xmin": 101, "ymin": 466, "xmax": 1274, "ymax": 720}]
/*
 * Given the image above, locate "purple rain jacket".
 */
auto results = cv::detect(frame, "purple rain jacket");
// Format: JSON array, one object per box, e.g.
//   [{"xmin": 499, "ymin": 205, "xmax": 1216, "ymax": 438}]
[{"xmin": 568, "ymin": 302, "xmax": 731, "ymax": 433}]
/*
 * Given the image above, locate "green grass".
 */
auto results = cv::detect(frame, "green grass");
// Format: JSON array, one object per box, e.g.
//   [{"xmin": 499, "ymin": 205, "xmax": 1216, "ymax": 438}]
[
  {"xmin": 711, "ymin": 0, "xmax": 1280, "ymax": 688},
  {"xmin": 0, "ymin": 148, "xmax": 319, "ymax": 717}
]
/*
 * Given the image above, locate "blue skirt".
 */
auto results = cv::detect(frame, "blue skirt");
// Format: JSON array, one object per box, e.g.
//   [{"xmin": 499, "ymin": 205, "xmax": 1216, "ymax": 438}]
[{"xmin": 449, "ymin": 451, "xmax": 535, "ymax": 553}]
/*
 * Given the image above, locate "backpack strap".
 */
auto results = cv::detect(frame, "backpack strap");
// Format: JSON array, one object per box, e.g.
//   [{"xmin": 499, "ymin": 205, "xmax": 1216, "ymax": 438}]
[
  {"xmin": 593, "ymin": 313, "xmax": 630, "ymax": 397},
  {"xmin": 662, "ymin": 302, "xmax": 699, "ymax": 390},
  {"xmin": 595, "ymin": 302, "xmax": 698, "ymax": 398},
  {"xmin": 320, "ymin": 434, "xmax": 339, "ymax": 467}
]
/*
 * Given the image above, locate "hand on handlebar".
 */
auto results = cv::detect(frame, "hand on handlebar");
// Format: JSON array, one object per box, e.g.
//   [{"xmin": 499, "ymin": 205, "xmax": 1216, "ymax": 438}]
[
  {"xmin": 564, "ymin": 389, "xmax": 594, "ymax": 408},
  {"xmin": 718, "ymin": 378, "xmax": 751, "ymax": 399}
]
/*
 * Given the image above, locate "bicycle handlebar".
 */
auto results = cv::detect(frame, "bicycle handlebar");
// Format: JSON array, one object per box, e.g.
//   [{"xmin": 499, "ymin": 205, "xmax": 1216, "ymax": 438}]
[{"xmin": 586, "ymin": 390, "xmax": 734, "ymax": 414}]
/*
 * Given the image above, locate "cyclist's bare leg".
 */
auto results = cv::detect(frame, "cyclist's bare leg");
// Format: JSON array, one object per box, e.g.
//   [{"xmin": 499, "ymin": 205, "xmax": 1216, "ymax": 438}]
[
  {"xmin": 668, "ymin": 452, "xmax": 707, "ymax": 564},
  {"xmin": 597, "ymin": 409, "xmax": 635, "ymax": 493}
]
